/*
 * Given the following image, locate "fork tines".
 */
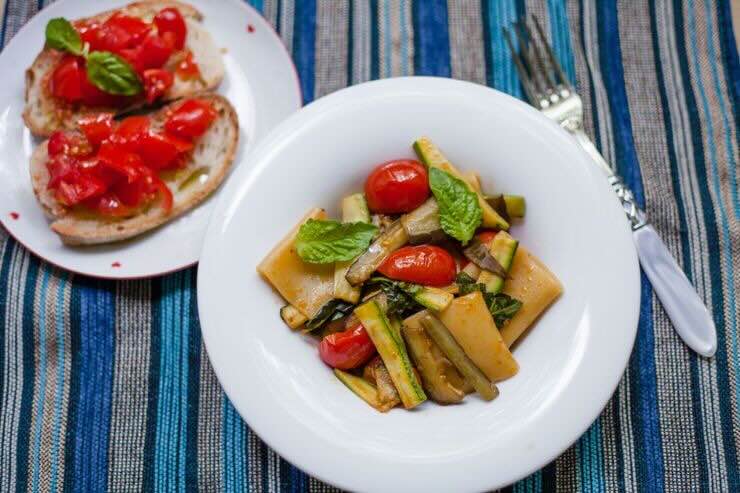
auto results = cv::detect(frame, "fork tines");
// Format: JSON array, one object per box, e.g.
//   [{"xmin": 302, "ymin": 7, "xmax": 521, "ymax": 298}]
[{"xmin": 504, "ymin": 16, "xmax": 572, "ymax": 109}]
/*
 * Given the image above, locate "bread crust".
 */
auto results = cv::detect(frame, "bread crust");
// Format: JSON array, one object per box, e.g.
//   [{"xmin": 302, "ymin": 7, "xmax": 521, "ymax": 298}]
[
  {"xmin": 23, "ymin": 0, "xmax": 224, "ymax": 137},
  {"xmin": 30, "ymin": 93, "xmax": 239, "ymax": 245}
]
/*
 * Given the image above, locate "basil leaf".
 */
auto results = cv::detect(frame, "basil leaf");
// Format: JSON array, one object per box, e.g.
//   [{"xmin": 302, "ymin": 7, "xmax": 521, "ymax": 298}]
[
  {"xmin": 86, "ymin": 51, "xmax": 142, "ymax": 96},
  {"xmin": 45, "ymin": 18, "xmax": 83, "ymax": 56},
  {"xmin": 455, "ymin": 272, "xmax": 522, "ymax": 327},
  {"xmin": 487, "ymin": 293, "xmax": 523, "ymax": 328},
  {"xmin": 295, "ymin": 219, "xmax": 378, "ymax": 264},
  {"xmin": 428, "ymin": 167, "xmax": 482, "ymax": 245},
  {"xmin": 366, "ymin": 277, "xmax": 423, "ymax": 319},
  {"xmin": 455, "ymin": 272, "xmax": 487, "ymax": 296}
]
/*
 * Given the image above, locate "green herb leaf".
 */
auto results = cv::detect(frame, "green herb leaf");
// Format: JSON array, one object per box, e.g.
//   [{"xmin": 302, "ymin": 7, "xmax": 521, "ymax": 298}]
[
  {"xmin": 366, "ymin": 277, "xmax": 423, "ymax": 318},
  {"xmin": 428, "ymin": 167, "xmax": 482, "ymax": 245},
  {"xmin": 45, "ymin": 18, "xmax": 83, "ymax": 56},
  {"xmin": 455, "ymin": 273, "xmax": 522, "ymax": 327},
  {"xmin": 86, "ymin": 51, "xmax": 142, "ymax": 96},
  {"xmin": 487, "ymin": 293, "xmax": 523, "ymax": 328},
  {"xmin": 296, "ymin": 219, "xmax": 378, "ymax": 264},
  {"xmin": 304, "ymin": 300, "xmax": 355, "ymax": 332},
  {"xmin": 455, "ymin": 272, "xmax": 487, "ymax": 296}
]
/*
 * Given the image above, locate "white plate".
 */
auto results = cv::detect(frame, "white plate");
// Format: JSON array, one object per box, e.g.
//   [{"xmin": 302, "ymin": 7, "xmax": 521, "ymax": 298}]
[
  {"xmin": 198, "ymin": 77, "xmax": 640, "ymax": 492},
  {"xmin": 0, "ymin": 0, "xmax": 300, "ymax": 279}
]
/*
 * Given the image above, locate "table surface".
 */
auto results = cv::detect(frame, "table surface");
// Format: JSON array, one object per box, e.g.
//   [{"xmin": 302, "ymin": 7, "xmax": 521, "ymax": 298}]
[{"xmin": 0, "ymin": 1, "xmax": 738, "ymax": 492}]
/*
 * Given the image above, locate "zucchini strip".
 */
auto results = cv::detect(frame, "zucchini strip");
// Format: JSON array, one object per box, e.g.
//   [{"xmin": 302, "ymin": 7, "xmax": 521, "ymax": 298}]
[
  {"xmin": 419, "ymin": 314, "xmax": 498, "ymax": 401},
  {"xmin": 280, "ymin": 305, "xmax": 307, "ymax": 330},
  {"xmin": 334, "ymin": 194, "xmax": 372, "ymax": 303},
  {"xmin": 345, "ymin": 220, "xmax": 408, "ymax": 286},
  {"xmin": 477, "ymin": 231, "xmax": 519, "ymax": 294},
  {"xmin": 354, "ymin": 300, "xmax": 427, "ymax": 409},
  {"xmin": 413, "ymin": 137, "xmax": 509, "ymax": 230},
  {"xmin": 334, "ymin": 369, "xmax": 393, "ymax": 412}
]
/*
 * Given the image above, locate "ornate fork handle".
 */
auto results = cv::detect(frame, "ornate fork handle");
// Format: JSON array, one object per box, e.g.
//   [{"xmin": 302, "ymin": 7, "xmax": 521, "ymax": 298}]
[{"xmin": 567, "ymin": 126, "xmax": 647, "ymax": 230}]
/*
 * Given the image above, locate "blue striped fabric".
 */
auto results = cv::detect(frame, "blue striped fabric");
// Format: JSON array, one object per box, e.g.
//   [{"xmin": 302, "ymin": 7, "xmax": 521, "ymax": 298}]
[{"xmin": 0, "ymin": 1, "xmax": 738, "ymax": 491}]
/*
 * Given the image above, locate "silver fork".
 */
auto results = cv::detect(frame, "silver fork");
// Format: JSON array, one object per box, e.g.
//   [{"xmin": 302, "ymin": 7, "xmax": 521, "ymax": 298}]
[{"xmin": 505, "ymin": 16, "xmax": 717, "ymax": 357}]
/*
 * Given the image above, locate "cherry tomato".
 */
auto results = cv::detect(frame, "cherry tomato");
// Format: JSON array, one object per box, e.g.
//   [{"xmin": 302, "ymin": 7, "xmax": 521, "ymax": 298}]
[
  {"xmin": 318, "ymin": 323, "xmax": 376, "ymax": 370},
  {"xmin": 138, "ymin": 133, "xmax": 179, "ymax": 169},
  {"xmin": 55, "ymin": 172, "xmax": 107, "ymax": 206},
  {"xmin": 378, "ymin": 245, "xmax": 457, "ymax": 286},
  {"xmin": 164, "ymin": 99, "xmax": 217, "ymax": 140},
  {"xmin": 364, "ymin": 160, "xmax": 429, "ymax": 214},
  {"xmin": 111, "ymin": 116, "xmax": 150, "ymax": 151},
  {"xmin": 142, "ymin": 69, "xmax": 174, "ymax": 103},
  {"xmin": 154, "ymin": 7, "xmax": 187, "ymax": 50},
  {"xmin": 50, "ymin": 56, "xmax": 83, "ymax": 103},
  {"xmin": 476, "ymin": 230, "xmax": 498, "ymax": 245},
  {"xmin": 176, "ymin": 51, "xmax": 200, "ymax": 80},
  {"xmin": 78, "ymin": 113, "xmax": 114, "ymax": 148}
]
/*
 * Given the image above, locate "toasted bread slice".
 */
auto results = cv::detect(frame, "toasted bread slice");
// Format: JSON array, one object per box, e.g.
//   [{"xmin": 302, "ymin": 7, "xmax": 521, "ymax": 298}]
[
  {"xmin": 24, "ymin": 1, "xmax": 225, "ymax": 137},
  {"xmin": 29, "ymin": 93, "xmax": 239, "ymax": 245}
]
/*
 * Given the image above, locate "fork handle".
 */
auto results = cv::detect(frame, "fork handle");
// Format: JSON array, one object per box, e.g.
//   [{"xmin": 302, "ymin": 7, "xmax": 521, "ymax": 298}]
[
  {"xmin": 634, "ymin": 226, "xmax": 717, "ymax": 357},
  {"xmin": 571, "ymin": 128, "xmax": 614, "ymax": 176},
  {"xmin": 566, "ymin": 127, "xmax": 717, "ymax": 357}
]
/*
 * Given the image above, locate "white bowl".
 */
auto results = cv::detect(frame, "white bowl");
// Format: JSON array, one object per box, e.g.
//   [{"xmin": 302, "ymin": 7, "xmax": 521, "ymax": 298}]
[{"xmin": 197, "ymin": 77, "xmax": 640, "ymax": 492}]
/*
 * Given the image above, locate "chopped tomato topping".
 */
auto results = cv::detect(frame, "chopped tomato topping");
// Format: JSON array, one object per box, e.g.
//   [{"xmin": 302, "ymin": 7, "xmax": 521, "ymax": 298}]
[
  {"xmin": 164, "ymin": 99, "xmax": 217, "ymax": 140},
  {"xmin": 176, "ymin": 51, "xmax": 200, "ymax": 80},
  {"xmin": 111, "ymin": 116, "xmax": 150, "ymax": 151},
  {"xmin": 51, "ymin": 8, "xmax": 195, "ymax": 107},
  {"xmin": 55, "ymin": 172, "xmax": 107, "ymax": 206},
  {"xmin": 45, "ymin": 98, "xmax": 214, "ymax": 216},
  {"xmin": 87, "ymin": 193, "xmax": 134, "ymax": 217},
  {"xmin": 50, "ymin": 56, "xmax": 83, "ymax": 103},
  {"xmin": 154, "ymin": 7, "xmax": 187, "ymax": 50},
  {"xmin": 47, "ymin": 132, "xmax": 69, "ymax": 156},
  {"xmin": 142, "ymin": 69, "xmax": 174, "ymax": 104},
  {"xmin": 78, "ymin": 113, "xmax": 114, "ymax": 149},
  {"xmin": 138, "ymin": 133, "xmax": 180, "ymax": 169}
]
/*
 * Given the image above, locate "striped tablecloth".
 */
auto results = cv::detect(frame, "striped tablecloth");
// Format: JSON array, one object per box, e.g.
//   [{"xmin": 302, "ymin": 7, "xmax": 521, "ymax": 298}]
[{"xmin": 1, "ymin": 1, "xmax": 738, "ymax": 491}]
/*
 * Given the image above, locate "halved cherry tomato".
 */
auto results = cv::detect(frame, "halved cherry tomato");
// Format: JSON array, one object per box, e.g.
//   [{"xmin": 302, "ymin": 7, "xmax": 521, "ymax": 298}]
[
  {"xmin": 176, "ymin": 51, "xmax": 200, "ymax": 80},
  {"xmin": 55, "ymin": 172, "xmax": 107, "ymax": 206},
  {"xmin": 50, "ymin": 56, "xmax": 83, "ymax": 103},
  {"xmin": 378, "ymin": 245, "xmax": 456, "ymax": 286},
  {"xmin": 164, "ymin": 99, "xmax": 217, "ymax": 140},
  {"xmin": 364, "ymin": 159, "xmax": 429, "ymax": 214},
  {"xmin": 138, "ymin": 133, "xmax": 179, "ymax": 169},
  {"xmin": 78, "ymin": 113, "xmax": 114, "ymax": 148},
  {"xmin": 142, "ymin": 69, "xmax": 174, "ymax": 104},
  {"xmin": 318, "ymin": 323, "xmax": 376, "ymax": 370},
  {"xmin": 154, "ymin": 7, "xmax": 187, "ymax": 50},
  {"xmin": 476, "ymin": 230, "xmax": 498, "ymax": 245}
]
